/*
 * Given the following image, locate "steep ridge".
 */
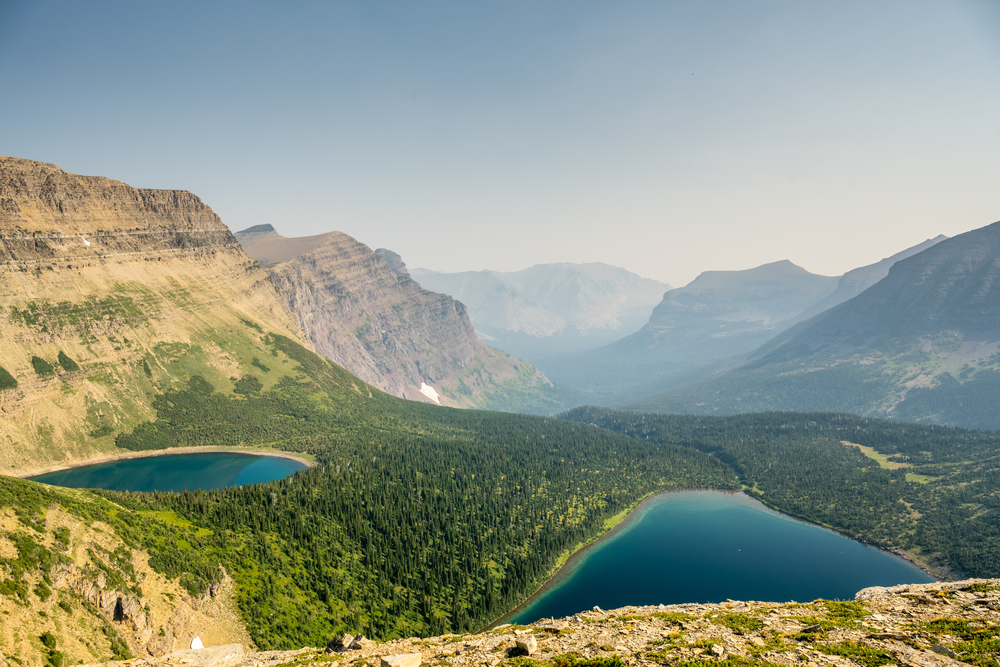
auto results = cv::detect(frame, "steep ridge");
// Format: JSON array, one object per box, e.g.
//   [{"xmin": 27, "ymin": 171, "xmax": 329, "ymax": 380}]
[
  {"xmin": 235, "ymin": 226, "xmax": 562, "ymax": 412},
  {"xmin": 0, "ymin": 157, "xmax": 306, "ymax": 474},
  {"xmin": 411, "ymin": 263, "xmax": 670, "ymax": 363},
  {"xmin": 794, "ymin": 235, "xmax": 947, "ymax": 322},
  {"xmin": 633, "ymin": 221, "xmax": 1000, "ymax": 428}
]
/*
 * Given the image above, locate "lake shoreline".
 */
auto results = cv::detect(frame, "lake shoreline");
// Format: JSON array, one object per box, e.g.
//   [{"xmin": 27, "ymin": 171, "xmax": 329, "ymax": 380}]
[
  {"xmin": 483, "ymin": 487, "xmax": 739, "ymax": 630},
  {"xmin": 485, "ymin": 487, "xmax": 938, "ymax": 629},
  {"xmin": 742, "ymin": 490, "xmax": 942, "ymax": 582},
  {"xmin": 13, "ymin": 446, "xmax": 315, "ymax": 480}
]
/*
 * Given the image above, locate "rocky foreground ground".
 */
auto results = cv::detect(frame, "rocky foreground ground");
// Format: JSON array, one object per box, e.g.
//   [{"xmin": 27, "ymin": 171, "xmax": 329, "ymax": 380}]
[{"xmin": 77, "ymin": 579, "xmax": 1000, "ymax": 667}]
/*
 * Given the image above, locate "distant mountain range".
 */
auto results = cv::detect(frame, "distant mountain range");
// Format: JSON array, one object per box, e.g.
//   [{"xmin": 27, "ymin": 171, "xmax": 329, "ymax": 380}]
[
  {"xmin": 236, "ymin": 224, "xmax": 570, "ymax": 412},
  {"xmin": 541, "ymin": 236, "xmax": 946, "ymax": 403},
  {"xmin": 632, "ymin": 223, "xmax": 1000, "ymax": 429},
  {"xmin": 410, "ymin": 263, "xmax": 670, "ymax": 363}
]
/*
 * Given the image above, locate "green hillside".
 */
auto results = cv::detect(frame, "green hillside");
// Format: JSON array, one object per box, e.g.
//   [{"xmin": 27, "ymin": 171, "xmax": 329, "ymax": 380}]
[{"xmin": 38, "ymin": 333, "xmax": 736, "ymax": 651}]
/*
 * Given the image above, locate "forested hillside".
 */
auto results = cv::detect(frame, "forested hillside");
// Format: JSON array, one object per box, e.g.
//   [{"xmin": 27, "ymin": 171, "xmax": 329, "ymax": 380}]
[
  {"xmin": 88, "ymin": 333, "xmax": 738, "ymax": 650},
  {"xmin": 561, "ymin": 408, "xmax": 1000, "ymax": 580}
]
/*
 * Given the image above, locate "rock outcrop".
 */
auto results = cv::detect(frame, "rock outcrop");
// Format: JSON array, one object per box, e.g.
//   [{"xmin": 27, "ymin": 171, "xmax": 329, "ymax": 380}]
[
  {"xmin": 81, "ymin": 578, "xmax": 1000, "ymax": 667},
  {"xmin": 0, "ymin": 504, "xmax": 250, "ymax": 666},
  {"xmin": 235, "ymin": 226, "xmax": 558, "ymax": 410},
  {"xmin": 0, "ymin": 157, "xmax": 306, "ymax": 473}
]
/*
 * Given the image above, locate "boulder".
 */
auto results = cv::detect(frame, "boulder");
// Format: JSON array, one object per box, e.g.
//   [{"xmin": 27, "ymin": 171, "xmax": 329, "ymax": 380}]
[
  {"xmin": 325, "ymin": 633, "xmax": 355, "ymax": 653},
  {"xmin": 515, "ymin": 635, "xmax": 538, "ymax": 656},
  {"xmin": 380, "ymin": 654, "xmax": 422, "ymax": 667}
]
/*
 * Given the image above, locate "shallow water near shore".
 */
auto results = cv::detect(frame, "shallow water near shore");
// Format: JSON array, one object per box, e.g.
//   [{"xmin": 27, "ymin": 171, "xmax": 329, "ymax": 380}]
[
  {"xmin": 505, "ymin": 490, "xmax": 934, "ymax": 624},
  {"xmin": 28, "ymin": 452, "xmax": 307, "ymax": 492}
]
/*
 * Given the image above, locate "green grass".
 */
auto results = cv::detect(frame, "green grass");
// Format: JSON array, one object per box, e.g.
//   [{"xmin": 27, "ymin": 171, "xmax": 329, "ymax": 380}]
[
  {"xmin": 137, "ymin": 510, "xmax": 213, "ymax": 536},
  {"xmin": 712, "ymin": 612, "xmax": 764, "ymax": 634},
  {"xmin": 813, "ymin": 641, "xmax": 894, "ymax": 667}
]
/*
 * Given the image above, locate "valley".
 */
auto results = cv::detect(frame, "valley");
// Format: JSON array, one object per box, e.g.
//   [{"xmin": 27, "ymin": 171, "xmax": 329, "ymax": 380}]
[
  {"xmin": 2, "ymin": 158, "xmax": 999, "ymax": 667},
  {"xmin": 6, "ymin": 3, "xmax": 997, "ymax": 667}
]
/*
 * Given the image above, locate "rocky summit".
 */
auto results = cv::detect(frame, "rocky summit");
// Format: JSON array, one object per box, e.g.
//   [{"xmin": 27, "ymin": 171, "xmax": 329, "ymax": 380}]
[{"xmin": 74, "ymin": 579, "xmax": 1000, "ymax": 667}]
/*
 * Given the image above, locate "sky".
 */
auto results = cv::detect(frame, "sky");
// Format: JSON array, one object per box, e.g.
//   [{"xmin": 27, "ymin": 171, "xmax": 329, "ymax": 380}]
[{"xmin": 1, "ymin": 0, "xmax": 998, "ymax": 287}]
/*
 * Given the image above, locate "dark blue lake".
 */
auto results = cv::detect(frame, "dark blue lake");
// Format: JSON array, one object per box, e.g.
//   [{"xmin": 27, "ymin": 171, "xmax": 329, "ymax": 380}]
[
  {"xmin": 506, "ymin": 490, "xmax": 934, "ymax": 624},
  {"xmin": 29, "ymin": 452, "xmax": 308, "ymax": 492}
]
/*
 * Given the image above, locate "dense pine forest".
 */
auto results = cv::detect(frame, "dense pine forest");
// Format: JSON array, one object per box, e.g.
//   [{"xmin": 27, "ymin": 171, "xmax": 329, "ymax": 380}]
[
  {"xmin": 12, "ymin": 329, "xmax": 1000, "ymax": 654},
  {"xmin": 561, "ymin": 407, "xmax": 1000, "ymax": 580},
  {"xmin": 97, "ymin": 334, "xmax": 737, "ymax": 649}
]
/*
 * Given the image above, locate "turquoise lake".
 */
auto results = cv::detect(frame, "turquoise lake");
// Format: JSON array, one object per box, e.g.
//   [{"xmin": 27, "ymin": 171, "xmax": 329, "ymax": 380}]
[
  {"xmin": 28, "ymin": 452, "xmax": 308, "ymax": 492},
  {"xmin": 506, "ymin": 490, "xmax": 934, "ymax": 624}
]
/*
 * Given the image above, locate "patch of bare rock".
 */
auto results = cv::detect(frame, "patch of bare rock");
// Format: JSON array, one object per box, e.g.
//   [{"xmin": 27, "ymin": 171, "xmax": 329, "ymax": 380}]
[{"xmin": 80, "ymin": 579, "xmax": 1000, "ymax": 667}]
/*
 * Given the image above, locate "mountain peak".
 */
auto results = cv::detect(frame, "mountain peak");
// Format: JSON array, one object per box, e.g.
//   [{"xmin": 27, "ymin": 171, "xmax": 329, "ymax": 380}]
[{"xmin": 237, "ymin": 223, "xmax": 275, "ymax": 234}]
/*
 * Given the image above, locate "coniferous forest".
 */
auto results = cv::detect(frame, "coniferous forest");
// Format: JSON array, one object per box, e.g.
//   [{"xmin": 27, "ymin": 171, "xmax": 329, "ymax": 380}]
[
  {"xmin": 98, "ymin": 335, "xmax": 737, "ymax": 648},
  {"xmin": 34, "ymin": 334, "xmax": 1000, "ymax": 651}
]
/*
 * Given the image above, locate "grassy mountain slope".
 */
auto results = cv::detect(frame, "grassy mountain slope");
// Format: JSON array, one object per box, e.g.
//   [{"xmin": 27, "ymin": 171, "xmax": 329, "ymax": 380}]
[
  {"xmin": 0, "ymin": 474, "xmax": 250, "ymax": 665},
  {"xmin": 235, "ymin": 225, "xmax": 567, "ymax": 413},
  {"xmin": 632, "ymin": 221, "xmax": 1000, "ymax": 428},
  {"xmin": 0, "ymin": 157, "xmax": 307, "ymax": 474},
  {"xmin": 0, "ymin": 158, "xmax": 308, "ymax": 472}
]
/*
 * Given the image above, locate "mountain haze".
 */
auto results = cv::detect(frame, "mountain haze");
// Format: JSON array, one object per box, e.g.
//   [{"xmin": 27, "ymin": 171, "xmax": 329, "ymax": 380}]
[
  {"xmin": 634, "ymin": 221, "xmax": 1000, "ymax": 428},
  {"xmin": 236, "ymin": 225, "xmax": 563, "ymax": 412},
  {"xmin": 540, "ymin": 260, "xmax": 838, "ymax": 401},
  {"xmin": 411, "ymin": 263, "xmax": 670, "ymax": 362},
  {"xmin": 794, "ymin": 234, "xmax": 947, "ymax": 321},
  {"xmin": 543, "ymin": 238, "xmax": 948, "ymax": 403}
]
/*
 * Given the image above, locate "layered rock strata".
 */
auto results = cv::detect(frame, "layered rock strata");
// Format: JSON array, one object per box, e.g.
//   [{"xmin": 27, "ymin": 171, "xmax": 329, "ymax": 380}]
[
  {"xmin": 0, "ymin": 157, "xmax": 305, "ymax": 473},
  {"xmin": 236, "ymin": 225, "xmax": 553, "ymax": 408}
]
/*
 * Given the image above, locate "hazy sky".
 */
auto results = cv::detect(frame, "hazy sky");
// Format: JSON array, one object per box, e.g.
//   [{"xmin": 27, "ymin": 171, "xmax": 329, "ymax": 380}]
[{"xmin": 2, "ymin": 1, "xmax": 998, "ymax": 286}]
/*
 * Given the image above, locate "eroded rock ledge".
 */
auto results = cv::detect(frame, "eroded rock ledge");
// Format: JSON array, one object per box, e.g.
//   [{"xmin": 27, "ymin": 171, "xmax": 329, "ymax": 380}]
[{"xmin": 78, "ymin": 578, "xmax": 1000, "ymax": 667}]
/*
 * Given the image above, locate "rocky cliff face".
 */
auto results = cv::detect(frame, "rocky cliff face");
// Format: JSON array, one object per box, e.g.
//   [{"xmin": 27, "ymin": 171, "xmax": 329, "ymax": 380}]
[
  {"xmin": 78, "ymin": 578, "xmax": 1000, "ymax": 667},
  {"xmin": 235, "ymin": 226, "xmax": 557, "ymax": 410},
  {"xmin": 0, "ymin": 157, "xmax": 306, "ymax": 473}
]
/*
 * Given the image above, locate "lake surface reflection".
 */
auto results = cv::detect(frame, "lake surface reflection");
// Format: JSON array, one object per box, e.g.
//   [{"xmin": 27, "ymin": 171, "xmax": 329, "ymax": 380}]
[
  {"xmin": 29, "ymin": 452, "xmax": 307, "ymax": 492},
  {"xmin": 506, "ymin": 490, "xmax": 934, "ymax": 624}
]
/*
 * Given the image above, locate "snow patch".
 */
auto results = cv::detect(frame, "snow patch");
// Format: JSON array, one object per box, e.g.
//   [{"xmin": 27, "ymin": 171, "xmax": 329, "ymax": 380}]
[
  {"xmin": 419, "ymin": 382, "xmax": 441, "ymax": 405},
  {"xmin": 80, "ymin": 236, "xmax": 91, "ymax": 247},
  {"xmin": 191, "ymin": 636, "xmax": 204, "ymax": 650}
]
